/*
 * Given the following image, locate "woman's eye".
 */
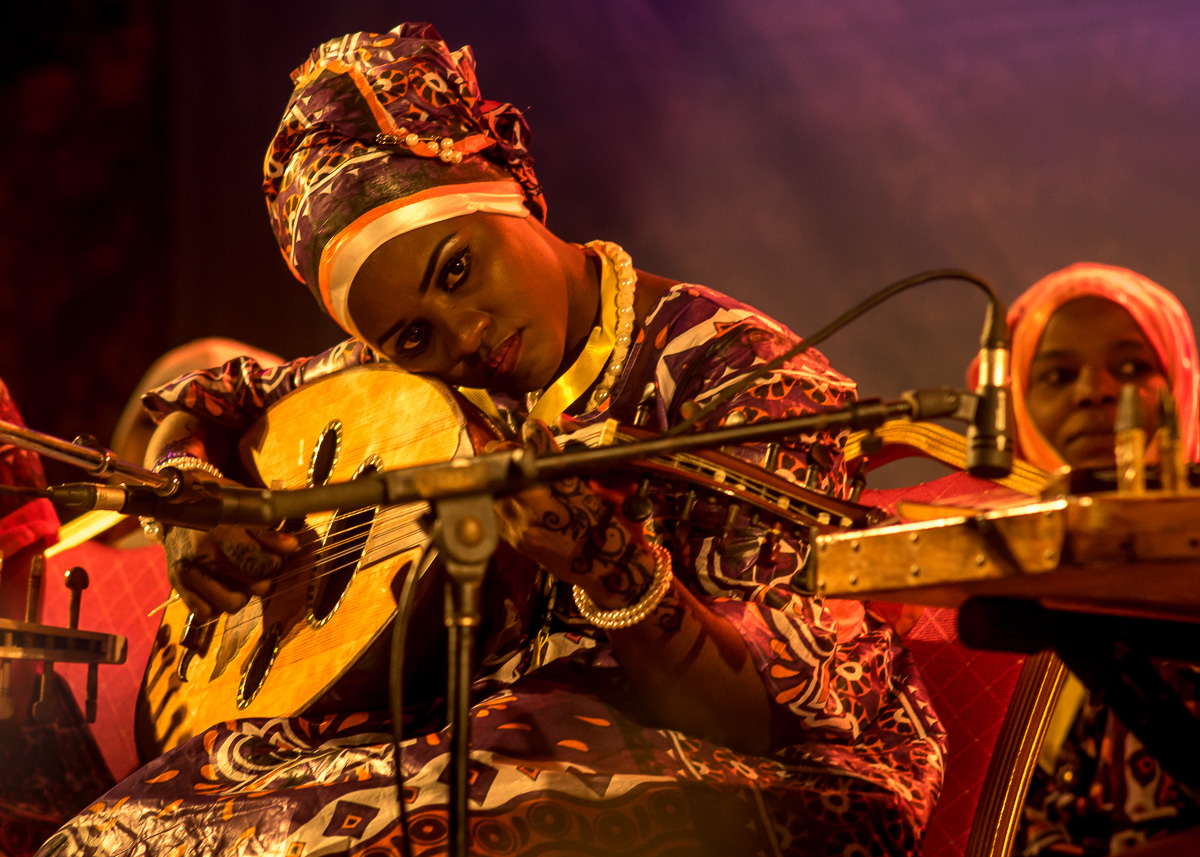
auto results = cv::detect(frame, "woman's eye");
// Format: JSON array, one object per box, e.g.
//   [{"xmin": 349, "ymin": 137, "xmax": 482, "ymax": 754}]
[
  {"xmin": 1036, "ymin": 367, "xmax": 1074, "ymax": 386},
  {"xmin": 443, "ymin": 249, "xmax": 470, "ymax": 290},
  {"xmin": 1115, "ymin": 359, "xmax": 1154, "ymax": 380},
  {"xmin": 393, "ymin": 320, "xmax": 430, "ymax": 356}
]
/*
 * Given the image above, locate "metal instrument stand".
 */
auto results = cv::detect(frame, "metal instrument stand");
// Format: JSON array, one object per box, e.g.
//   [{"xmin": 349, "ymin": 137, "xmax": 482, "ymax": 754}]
[{"xmin": 431, "ymin": 492, "xmax": 500, "ymax": 857}]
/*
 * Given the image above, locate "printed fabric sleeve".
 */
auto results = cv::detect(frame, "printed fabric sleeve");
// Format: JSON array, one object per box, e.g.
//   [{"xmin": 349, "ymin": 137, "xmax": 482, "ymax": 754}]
[
  {"xmin": 141, "ymin": 339, "xmax": 379, "ymax": 429},
  {"xmin": 652, "ymin": 303, "xmax": 940, "ymax": 773}
]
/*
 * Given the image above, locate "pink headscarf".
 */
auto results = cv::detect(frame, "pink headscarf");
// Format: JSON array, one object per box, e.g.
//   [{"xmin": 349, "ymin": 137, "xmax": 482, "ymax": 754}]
[{"xmin": 1006, "ymin": 263, "xmax": 1200, "ymax": 470}]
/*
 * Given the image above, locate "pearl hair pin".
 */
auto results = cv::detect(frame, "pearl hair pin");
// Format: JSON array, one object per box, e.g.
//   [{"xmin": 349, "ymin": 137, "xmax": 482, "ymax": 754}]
[{"xmin": 375, "ymin": 130, "xmax": 464, "ymax": 164}]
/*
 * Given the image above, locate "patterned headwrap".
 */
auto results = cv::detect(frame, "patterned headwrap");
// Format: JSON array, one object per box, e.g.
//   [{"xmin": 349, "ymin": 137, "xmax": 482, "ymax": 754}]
[
  {"xmin": 1003, "ymin": 263, "xmax": 1200, "ymax": 469},
  {"xmin": 263, "ymin": 23, "xmax": 546, "ymax": 339}
]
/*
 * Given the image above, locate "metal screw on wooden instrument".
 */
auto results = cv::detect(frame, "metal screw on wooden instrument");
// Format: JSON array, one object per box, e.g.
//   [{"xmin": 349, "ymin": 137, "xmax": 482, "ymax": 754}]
[
  {"xmin": 679, "ymin": 489, "xmax": 698, "ymax": 523},
  {"xmin": 762, "ymin": 523, "xmax": 782, "ymax": 562},
  {"xmin": 859, "ymin": 431, "xmax": 883, "ymax": 456},
  {"xmin": 621, "ymin": 476, "xmax": 654, "ymax": 522},
  {"xmin": 716, "ymin": 504, "xmax": 741, "ymax": 553},
  {"xmin": 633, "ymin": 382, "xmax": 657, "ymax": 427},
  {"xmin": 849, "ymin": 471, "xmax": 866, "ymax": 503},
  {"xmin": 1115, "ymin": 383, "xmax": 1147, "ymax": 495}
]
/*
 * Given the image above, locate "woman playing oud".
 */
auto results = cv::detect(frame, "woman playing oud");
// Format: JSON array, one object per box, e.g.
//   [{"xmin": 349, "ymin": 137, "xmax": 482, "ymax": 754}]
[{"xmin": 41, "ymin": 24, "xmax": 944, "ymax": 857}]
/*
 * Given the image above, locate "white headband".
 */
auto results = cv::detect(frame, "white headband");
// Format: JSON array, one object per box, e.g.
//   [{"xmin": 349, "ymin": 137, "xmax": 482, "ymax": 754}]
[{"xmin": 318, "ymin": 180, "xmax": 530, "ymax": 339}]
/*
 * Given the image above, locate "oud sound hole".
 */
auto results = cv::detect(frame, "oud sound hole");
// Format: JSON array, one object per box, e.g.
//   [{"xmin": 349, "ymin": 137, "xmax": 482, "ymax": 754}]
[
  {"xmin": 308, "ymin": 462, "xmax": 379, "ymax": 628},
  {"xmin": 309, "ymin": 422, "xmax": 342, "ymax": 487},
  {"xmin": 238, "ymin": 622, "xmax": 281, "ymax": 708}
]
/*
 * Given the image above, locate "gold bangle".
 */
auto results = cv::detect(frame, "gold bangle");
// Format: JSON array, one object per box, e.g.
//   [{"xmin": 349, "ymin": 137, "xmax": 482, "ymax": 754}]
[
  {"xmin": 152, "ymin": 454, "xmax": 225, "ymax": 480},
  {"xmin": 573, "ymin": 543, "xmax": 674, "ymax": 630},
  {"xmin": 141, "ymin": 455, "xmax": 225, "ymax": 541}
]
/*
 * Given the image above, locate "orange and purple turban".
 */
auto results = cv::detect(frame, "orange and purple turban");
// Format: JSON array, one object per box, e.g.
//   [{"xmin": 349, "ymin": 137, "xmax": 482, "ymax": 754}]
[
  {"xmin": 1004, "ymin": 263, "xmax": 1200, "ymax": 469},
  {"xmin": 263, "ymin": 23, "xmax": 546, "ymax": 339}
]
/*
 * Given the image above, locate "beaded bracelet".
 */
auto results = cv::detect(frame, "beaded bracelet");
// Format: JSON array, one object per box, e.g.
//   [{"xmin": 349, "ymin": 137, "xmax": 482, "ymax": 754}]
[
  {"xmin": 572, "ymin": 543, "xmax": 674, "ymax": 630},
  {"xmin": 139, "ymin": 455, "xmax": 227, "ymax": 542},
  {"xmin": 152, "ymin": 454, "xmax": 225, "ymax": 480}
]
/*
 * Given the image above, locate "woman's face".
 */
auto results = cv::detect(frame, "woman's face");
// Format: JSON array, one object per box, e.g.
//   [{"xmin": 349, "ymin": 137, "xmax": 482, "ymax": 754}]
[
  {"xmin": 347, "ymin": 212, "xmax": 593, "ymax": 396},
  {"xmin": 1024, "ymin": 296, "xmax": 1168, "ymax": 470}
]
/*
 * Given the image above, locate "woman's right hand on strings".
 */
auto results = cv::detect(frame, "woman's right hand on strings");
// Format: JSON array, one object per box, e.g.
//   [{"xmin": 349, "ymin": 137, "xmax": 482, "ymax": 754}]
[
  {"xmin": 164, "ymin": 511, "xmax": 300, "ymax": 622},
  {"xmin": 145, "ymin": 412, "xmax": 300, "ymax": 621}
]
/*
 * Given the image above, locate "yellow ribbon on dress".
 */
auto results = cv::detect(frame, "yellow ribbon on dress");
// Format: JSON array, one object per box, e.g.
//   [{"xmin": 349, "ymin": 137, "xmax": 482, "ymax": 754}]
[
  {"xmin": 459, "ymin": 241, "xmax": 620, "ymax": 426},
  {"xmin": 455, "ymin": 386, "xmax": 504, "ymax": 423}
]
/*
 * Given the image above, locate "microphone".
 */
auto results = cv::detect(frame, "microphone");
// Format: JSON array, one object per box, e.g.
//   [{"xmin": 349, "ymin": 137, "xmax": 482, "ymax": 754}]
[
  {"xmin": 46, "ymin": 449, "xmax": 534, "ymax": 531},
  {"xmin": 965, "ymin": 300, "xmax": 1014, "ymax": 478},
  {"xmin": 47, "ymin": 478, "xmax": 277, "ymax": 530}
]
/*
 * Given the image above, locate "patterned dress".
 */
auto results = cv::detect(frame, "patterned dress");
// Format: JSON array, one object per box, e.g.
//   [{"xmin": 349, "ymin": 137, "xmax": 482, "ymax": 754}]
[
  {"xmin": 1020, "ymin": 665, "xmax": 1200, "ymax": 855},
  {"xmin": 39, "ymin": 284, "xmax": 946, "ymax": 857}
]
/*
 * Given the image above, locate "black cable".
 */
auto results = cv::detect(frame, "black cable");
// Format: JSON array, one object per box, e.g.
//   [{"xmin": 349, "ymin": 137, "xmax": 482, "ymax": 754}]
[
  {"xmin": 662, "ymin": 268, "xmax": 1002, "ymax": 437},
  {"xmin": 0, "ymin": 483, "xmax": 49, "ymax": 497},
  {"xmin": 389, "ymin": 542, "xmax": 441, "ymax": 857}
]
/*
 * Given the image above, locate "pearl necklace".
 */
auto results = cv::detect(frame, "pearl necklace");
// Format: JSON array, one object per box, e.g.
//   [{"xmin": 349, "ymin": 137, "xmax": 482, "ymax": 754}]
[
  {"xmin": 526, "ymin": 240, "xmax": 638, "ymax": 417},
  {"xmin": 584, "ymin": 240, "xmax": 638, "ymax": 411}
]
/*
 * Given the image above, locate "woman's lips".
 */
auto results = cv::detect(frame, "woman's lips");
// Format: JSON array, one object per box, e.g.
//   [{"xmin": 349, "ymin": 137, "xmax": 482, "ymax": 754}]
[
  {"xmin": 1067, "ymin": 430, "xmax": 1115, "ymax": 447},
  {"xmin": 1064, "ymin": 415, "xmax": 1117, "ymax": 447},
  {"xmin": 487, "ymin": 332, "xmax": 521, "ymax": 379},
  {"xmin": 1063, "ymin": 430, "xmax": 1117, "ymax": 465}
]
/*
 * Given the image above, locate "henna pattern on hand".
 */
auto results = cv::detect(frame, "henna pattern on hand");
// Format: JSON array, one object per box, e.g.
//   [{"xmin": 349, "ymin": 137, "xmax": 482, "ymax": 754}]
[
  {"xmin": 595, "ymin": 541, "xmax": 652, "ymax": 602},
  {"xmin": 173, "ymin": 554, "xmax": 242, "ymax": 599},
  {"xmin": 158, "ymin": 418, "xmax": 207, "ymax": 463},
  {"xmin": 540, "ymin": 476, "xmax": 656, "ymax": 606},
  {"xmin": 225, "ymin": 539, "xmax": 278, "ymax": 581},
  {"xmin": 539, "ymin": 476, "xmax": 606, "ymax": 543},
  {"xmin": 166, "ymin": 529, "xmax": 255, "ymax": 597},
  {"xmin": 651, "ymin": 592, "xmax": 685, "ymax": 634}
]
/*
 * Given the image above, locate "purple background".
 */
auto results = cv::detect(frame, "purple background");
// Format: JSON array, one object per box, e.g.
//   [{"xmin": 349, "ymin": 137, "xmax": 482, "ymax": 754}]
[{"xmin": 3, "ymin": 1, "xmax": 1198, "ymax": 485}]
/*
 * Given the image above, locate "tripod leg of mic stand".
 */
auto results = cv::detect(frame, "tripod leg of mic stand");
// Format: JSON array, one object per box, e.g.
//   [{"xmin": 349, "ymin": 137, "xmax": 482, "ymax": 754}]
[
  {"xmin": 433, "ymin": 493, "xmax": 498, "ymax": 857},
  {"xmin": 445, "ymin": 558, "xmax": 485, "ymax": 857},
  {"xmin": 446, "ymin": 605, "xmax": 479, "ymax": 857}
]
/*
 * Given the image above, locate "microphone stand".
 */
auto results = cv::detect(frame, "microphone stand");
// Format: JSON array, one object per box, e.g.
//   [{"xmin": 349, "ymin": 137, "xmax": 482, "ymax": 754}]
[
  {"xmin": 0, "ymin": 419, "xmax": 166, "ymax": 488},
  {"xmin": 431, "ymin": 492, "xmax": 499, "ymax": 857}
]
